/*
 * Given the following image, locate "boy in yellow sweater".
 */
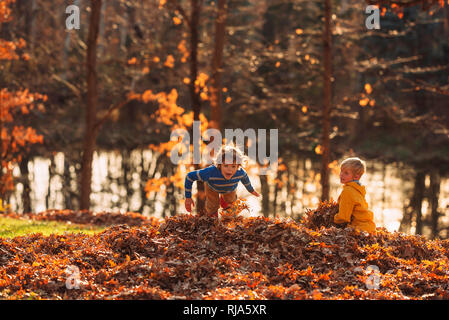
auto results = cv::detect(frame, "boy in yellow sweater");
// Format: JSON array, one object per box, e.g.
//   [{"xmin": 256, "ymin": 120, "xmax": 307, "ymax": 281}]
[{"xmin": 334, "ymin": 157, "xmax": 376, "ymax": 233}]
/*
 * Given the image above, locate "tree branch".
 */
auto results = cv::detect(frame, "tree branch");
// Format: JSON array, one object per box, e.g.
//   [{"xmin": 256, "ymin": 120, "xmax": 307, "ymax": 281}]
[
  {"xmin": 93, "ymin": 99, "xmax": 131, "ymax": 133},
  {"xmin": 51, "ymin": 74, "xmax": 82, "ymax": 99},
  {"xmin": 366, "ymin": 0, "xmax": 439, "ymax": 8}
]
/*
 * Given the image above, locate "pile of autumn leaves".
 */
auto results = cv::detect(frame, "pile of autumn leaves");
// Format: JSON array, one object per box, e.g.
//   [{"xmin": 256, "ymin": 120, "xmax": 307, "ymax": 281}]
[{"xmin": 1, "ymin": 201, "xmax": 449, "ymax": 300}]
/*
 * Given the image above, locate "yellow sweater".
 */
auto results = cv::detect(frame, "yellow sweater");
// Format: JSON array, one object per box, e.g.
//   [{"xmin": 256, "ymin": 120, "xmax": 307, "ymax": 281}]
[{"xmin": 334, "ymin": 181, "xmax": 376, "ymax": 233}]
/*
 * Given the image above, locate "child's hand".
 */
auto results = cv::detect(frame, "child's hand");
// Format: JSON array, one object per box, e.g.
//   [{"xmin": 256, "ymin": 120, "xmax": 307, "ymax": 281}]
[
  {"xmin": 185, "ymin": 198, "xmax": 195, "ymax": 212},
  {"xmin": 251, "ymin": 191, "xmax": 260, "ymax": 197}
]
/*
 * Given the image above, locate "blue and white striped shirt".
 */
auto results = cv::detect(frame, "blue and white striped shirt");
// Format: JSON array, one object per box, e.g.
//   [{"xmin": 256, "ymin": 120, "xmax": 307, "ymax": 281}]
[{"xmin": 184, "ymin": 165, "xmax": 255, "ymax": 198}]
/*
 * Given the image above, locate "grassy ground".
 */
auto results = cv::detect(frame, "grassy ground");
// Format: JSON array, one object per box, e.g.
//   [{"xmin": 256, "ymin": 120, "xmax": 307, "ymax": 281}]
[{"xmin": 0, "ymin": 216, "xmax": 106, "ymax": 238}]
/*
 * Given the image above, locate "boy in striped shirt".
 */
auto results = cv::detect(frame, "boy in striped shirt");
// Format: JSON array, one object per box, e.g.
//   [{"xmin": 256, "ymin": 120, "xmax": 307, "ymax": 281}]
[{"xmin": 184, "ymin": 145, "xmax": 260, "ymax": 216}]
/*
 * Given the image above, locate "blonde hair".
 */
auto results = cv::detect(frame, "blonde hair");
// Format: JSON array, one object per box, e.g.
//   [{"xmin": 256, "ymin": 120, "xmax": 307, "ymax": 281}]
[
  {"xmin": 213, "ymin": 144, "xmax": 248, "ymax": 167},
  {"xmin": 340, "ymin": 157, "xmax": 366, "ymax": 177}
]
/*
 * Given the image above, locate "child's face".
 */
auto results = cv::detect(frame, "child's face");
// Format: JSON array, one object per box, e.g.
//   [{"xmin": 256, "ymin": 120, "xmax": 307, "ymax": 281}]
[
  {"xmin": 340, "ymin": 167, "xmax": 359, "ymax": 184},
  {"xmin": 220, "ymin": 163, "xmax": 239, "ymax": 180}
]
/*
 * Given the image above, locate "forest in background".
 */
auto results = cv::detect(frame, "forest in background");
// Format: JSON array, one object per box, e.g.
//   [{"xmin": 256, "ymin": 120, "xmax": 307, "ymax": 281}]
[{"xmin": 1, "ymin": 0, "xmax": 449, "ymax": 238}]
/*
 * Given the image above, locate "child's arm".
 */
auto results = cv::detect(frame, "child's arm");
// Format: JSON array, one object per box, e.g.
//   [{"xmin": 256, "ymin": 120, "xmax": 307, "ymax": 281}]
[
  {"xmin": 184, "ymin": 167, "xmax": 211, "ymax": 212},
  {"xmin": 184, "ymin": 168, "xmax": 211, "ymax": 198},
  {"xmin": 240, "ymin": 169, "xmax": 259, "ymax": 196},
  {"xmin": 334, "ymin": 189, "xmax": 355, "ymax": 225},
  {"xmin": 184, "ymin": 171, "xmax": 198, "ymax": 199}
]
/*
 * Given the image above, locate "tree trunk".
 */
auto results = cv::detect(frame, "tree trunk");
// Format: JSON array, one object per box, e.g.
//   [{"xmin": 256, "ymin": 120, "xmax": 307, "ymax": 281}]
[
  {"xmin": 63, "ymin": 158, "xmax": 74, "ymax": 210},
  {"xmin": 188, "ymin": 0, "xmax": 205, "ymax": 214},
  {"xmin": 142, "ymin": 151, "xmax": 164, "ymax": 213},
  {"xmin": 302, "ymin": 158, "xmax": 307, "ymax": 201},
  {"xmin": 288, "ymin": 159, "xmax": 296, "ymax": 216},
  {"xmin": 380, "ymin": 162, "xmax": 386, "ymax": 226},
  {"xmin": 272, "ymin": 170, "xmax": 280, "ymax": 216},
  {"xmin": 0, "ymin": 91, "xmax": 4, "ymax": 203},
  {"xmin": 166, "ymin": 165, "xmax": 176, "ymax": 216},
  {"xmin": 138, "ymin": 149, "xmax": 151, "ymax": 213},
  {"xmin": 123, "ymin": 4, "xmax": 136, "ymax": 50},
  {"xmin": 30, "ymin": 0, "xmax": 37, "ymax": 50},
  {"xmin": 399, "ymin": 170, "xmax": 425, "ymax": 234},
  {"xmin": 19, "ymin": 157, "xmax": 31, "ymax": 213},
  {"xmin": 189, "ymin": 0, "xmax": 202, "ymax": 122},
  {"xmin": 160, "ymin": 157, "xmax": 173, "ymax": 218},
  {"xmin": 259, "ymin": 174, "xmax": 269, "ymax": 217},
  {"xmin": 46, "ymin": 155, "xmax": 56, "ymax": 210},
  {"xmin": 444, "ymin": 2, "xmax": 449, "ymax": 34},
  {"xmin": 80, "ymin": 0, "xmax": 102, "ymax": 211},
  {"xmin": 412, "ymin": 170, "xmax": 426, "ymax": 235},
  {"xmin": 119, "ymin": 2, "xmax": 128, "ymax": 52},
  {"xmin": 121, "ymin": 149, "xmax": 132, "ymax": 211},
  {"xmin": 209, "ymin": 0, "xmax": 227, "ymax": 131},
  {"xmin": 320, "ymin": 0, "xmax": 332, "ymax": 202},
  {"xmin": 171, "ymin": 165, "xmax": 177, "ymax": 216},
  {"xmin": 429, "ymin": 169, "xmax": 440, "ymax": 239}
]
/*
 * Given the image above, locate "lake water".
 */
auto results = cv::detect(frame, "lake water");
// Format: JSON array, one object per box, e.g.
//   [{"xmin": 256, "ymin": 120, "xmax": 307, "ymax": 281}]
[{"xmin": 8, "ymin": 150, "xmax": 449, "ymax": 235}]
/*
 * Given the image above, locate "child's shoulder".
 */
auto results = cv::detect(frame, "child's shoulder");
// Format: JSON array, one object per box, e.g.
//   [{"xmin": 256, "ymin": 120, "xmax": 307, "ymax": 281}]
[
  {"xmin": 340, "ymin": 184, "xmax": 357, "ymax": 195},
  {"xmin": 188, "ymin": 165, "xmax": 217, "ymax": 174},
  {"xmin": 192, "ymin": 164, "xmax": 216, "ymax": 171},
  {"xmin": 207, "ymin": 164, "xmax": 219, "ymax": 171},
  {"xmin": 342, "ymin": 182, "xmax": 366, "ymax": 198},
  {"xmin": 201, "ymin": 165, "xmax": 220, "ymax": 174}
]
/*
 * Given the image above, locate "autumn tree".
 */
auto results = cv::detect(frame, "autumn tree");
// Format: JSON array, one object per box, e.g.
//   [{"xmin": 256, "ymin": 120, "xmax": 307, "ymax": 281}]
[
  {"xmin": 0, "ymin": 0, "xmax": 46, "ymax": 203},
  {"xmin": 80, "ymin": 0, "xmax": 102, "ymax": 211},
  {"xmin": 321, "ymin": 0, "xmax": 333, "ymax": 201},
  {"xmin": 80, "ymin": 0, "xmax": 145, "ymax": 210}
]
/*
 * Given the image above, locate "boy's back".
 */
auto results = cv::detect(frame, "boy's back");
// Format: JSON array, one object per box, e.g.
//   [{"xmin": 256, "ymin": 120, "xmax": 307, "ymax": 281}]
[{"xmin": 334, "ymin": 181, "xmax": 376, "ymax": 233}]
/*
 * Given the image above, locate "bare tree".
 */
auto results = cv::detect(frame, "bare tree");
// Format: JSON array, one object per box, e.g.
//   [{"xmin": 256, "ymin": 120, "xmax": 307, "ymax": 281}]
[
  {"xmin": 80, "ymin": 0, "xmax": 102, "ymax": 210},
  {"xmin": 320, "ymin": 0, "xmax": 332, "ymax": 201}
]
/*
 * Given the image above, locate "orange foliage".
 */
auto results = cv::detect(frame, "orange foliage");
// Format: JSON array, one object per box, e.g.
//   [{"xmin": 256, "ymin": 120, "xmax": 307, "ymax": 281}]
[
  {"xmin": 173, "ymin": 16, "xmax": 182, "ymax": 25},
  {"xmin": 178, "ymin": 40, "xmax": 189, "ymax": 63},
  {"xmin": 0, "ymin": 1, "xmax": 47, "ymax": 197},
  {"xmin": 164, "ymin": 55, "xmax": 175, "ymax": 68},
  {"xmin": 133, "ymin": 84, "xmax": 211, "ymax": 198},
  {"xmin": 0, "ymin": 0, "xmax": 14, "ymax": 24},
  {"xmin": 359, "ymin": 97, "xmax": 369, "ymax": 107},
  {"xmin": 364, "ymin": 83, "xmax": 373, "ymax": 94},
  {"xmin": 194, "ymin": 72, "xmax": 209, "ymax": 94}
]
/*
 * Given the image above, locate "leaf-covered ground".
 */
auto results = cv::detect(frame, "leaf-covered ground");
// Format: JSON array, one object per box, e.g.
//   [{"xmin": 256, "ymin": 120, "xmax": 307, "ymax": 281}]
[{"xmin": 0, "ymin": 201, "xmax": 448, "ymax": 300}]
